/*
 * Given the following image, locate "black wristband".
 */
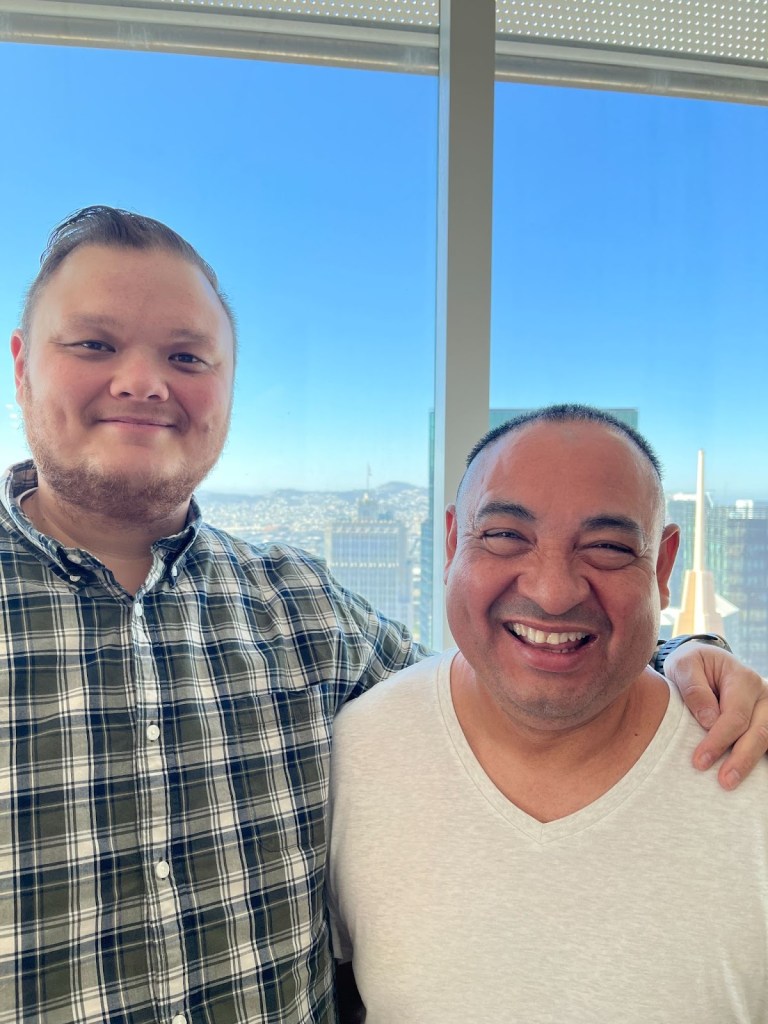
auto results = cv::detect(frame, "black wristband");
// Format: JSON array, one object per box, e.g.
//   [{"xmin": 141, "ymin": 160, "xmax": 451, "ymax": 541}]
[{"xmin": 652, "ymin": 633, "xmax": 732, "ymax": 676}]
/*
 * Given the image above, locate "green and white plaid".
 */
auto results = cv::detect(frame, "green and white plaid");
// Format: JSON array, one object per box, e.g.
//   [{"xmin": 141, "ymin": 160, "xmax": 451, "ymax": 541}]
[{"xmin": 0, "ymin": 461, "xmax": 423, "ymax": 1024}]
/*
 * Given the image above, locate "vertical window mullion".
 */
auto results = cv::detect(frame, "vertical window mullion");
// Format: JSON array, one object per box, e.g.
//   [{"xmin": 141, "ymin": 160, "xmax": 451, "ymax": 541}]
[{"xmin": 432, "ymin": 0, "xmax": 495, "ymax": 648}]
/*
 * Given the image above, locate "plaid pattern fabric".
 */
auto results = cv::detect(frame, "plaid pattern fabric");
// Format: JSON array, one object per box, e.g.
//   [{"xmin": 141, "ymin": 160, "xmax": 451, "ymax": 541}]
[{"xmin": 0, "ymin": 461, "xmax": 424, "ymax": 1024}]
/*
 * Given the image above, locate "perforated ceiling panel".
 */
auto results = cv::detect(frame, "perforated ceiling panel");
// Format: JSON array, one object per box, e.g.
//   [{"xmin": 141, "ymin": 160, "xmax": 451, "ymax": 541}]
[
  {"xmin": 496, "ymin": 1, "xmax": 768, "ymax": 63},
  {"xmin": 71, "ymin": 0, "xmax": 440, "ymax": 26},
  {"xmin": 73, "ymin": 0, "xmax": 767, "ymax": 62}
]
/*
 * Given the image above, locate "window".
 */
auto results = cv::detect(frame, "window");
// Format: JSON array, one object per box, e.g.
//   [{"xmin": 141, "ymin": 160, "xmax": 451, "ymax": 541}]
[
  {"xmin": 2, "ymin": 1, "xmax": 766, "ymax": 662},
  {"xmin": 491, "ymin": 4, "xmax": 768, "ymax": 674},
  {"xmin": 0, "ymin": 38, "xmax": 437, "ymax": 636}
]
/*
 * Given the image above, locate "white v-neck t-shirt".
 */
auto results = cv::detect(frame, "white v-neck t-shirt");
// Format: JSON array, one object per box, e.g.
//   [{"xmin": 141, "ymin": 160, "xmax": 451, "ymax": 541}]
[{"xmin": 328, "ymin": 651, "xmax": 768, "ymax": 1023}]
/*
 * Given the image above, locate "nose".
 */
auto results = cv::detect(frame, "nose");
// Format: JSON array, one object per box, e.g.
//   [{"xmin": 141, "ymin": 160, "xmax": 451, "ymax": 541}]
[
  {"xmin": 109, "ymin": 353, "xmax": 169, "ymax": 402},
  {"xmin": 515, "ymin": 552, "xmax": 591, "ymax": 617}
]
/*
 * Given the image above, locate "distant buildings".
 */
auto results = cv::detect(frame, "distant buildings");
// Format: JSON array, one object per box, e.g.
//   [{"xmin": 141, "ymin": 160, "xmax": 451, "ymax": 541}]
[
  {"xmin": 199, "ymin": 485, "xmax": 425, "ymax": 634},
  {"xmin": 667, "ymin": 488, "xmax": 768, "ymax": 678},
  {"xmin": 199, "ymin": 430, "xmax": 768, "ymax": 677},
  {"xmin": 325, "ymin": 492, "xmax": 413, "ymax": 629},
  {"xmin": 671, "ymin": 451, "xmax": 725, "ymax": 637},
  {"xmin": 708, "ymin": 500, "xmax": 768, "ymax": 677}
]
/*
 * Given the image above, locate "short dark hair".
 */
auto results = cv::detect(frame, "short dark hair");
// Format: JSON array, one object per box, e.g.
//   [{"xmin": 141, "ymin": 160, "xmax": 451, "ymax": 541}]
[
  {"xmin": 466, "ymin": 404, "xmax": 662, "ymax": 479},
  {"xmin": 21, "ymin": 205, "xmax": 237, "ymax": 341}
]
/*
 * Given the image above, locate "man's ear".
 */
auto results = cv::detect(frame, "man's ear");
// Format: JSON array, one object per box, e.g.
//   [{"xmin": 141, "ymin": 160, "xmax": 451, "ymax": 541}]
[
  {"xmin": 11, "ymin": 331, "xmax": 26, "ymax": 404},
  {"xmin": 656, "ymin": 523, "xmax": 681, "ymax": 610},
  {"xmin": 443, "ymin": 504, "xmax": 458, "ymax": 584}
]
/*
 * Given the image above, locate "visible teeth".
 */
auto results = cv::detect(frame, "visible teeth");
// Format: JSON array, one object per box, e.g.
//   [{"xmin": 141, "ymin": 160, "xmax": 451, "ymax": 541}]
[{"xmin": 511, "ymin": 623, "xmax": 587, "ymax": 645}]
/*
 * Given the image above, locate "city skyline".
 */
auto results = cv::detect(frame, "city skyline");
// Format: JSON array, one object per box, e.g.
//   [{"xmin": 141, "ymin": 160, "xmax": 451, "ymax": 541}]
[
  {"xmin": 1, "ymin": 41, "xmax": 766, "ymax": 499},
  {"xmin": 200, "ymin": 481, "xmax": 768, "ymax": 675}
]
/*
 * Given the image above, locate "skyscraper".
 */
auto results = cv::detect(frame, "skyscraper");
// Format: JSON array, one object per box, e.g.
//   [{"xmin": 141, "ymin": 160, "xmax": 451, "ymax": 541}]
[
  {"xmin": 666, "ymin": 469, "xmax": 766, "ymax": 677},
  {"xmin": 673, "ymin": 451, "xmax": 725, "ymax": 636},
  {"xmin": 666, "ymin": 493, "xmax": 697, "ymax": 613},
  {"xmin": 326, "ymin": 491, "xmax": 412, "ymax": 629},
  {"xmin": 709, "ymin": 500, "xmax": 768, "ymax": 677}
]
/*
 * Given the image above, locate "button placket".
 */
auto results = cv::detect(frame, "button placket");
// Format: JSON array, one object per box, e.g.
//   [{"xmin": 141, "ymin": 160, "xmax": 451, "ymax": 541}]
[{"xmin": 131, "ymin": 596, "xmax": 186, "ymax": 1018}]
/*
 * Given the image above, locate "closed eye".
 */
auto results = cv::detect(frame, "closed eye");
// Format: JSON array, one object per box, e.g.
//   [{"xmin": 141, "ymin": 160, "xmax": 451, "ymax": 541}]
[
  {"xmin": 583, "ymin": 542, "xmax": 637, "ymax": 568},
  {"xmin": 482, "ymin": 530, "xmax": 530, "ymax": 555}
]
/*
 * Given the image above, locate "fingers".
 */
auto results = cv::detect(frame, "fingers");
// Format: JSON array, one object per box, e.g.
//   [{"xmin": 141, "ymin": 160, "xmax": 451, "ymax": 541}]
[
  {"xmin": 692, "ymin": 705, "xmax": 754, "ymax": 785},
  {"xmin": 713, "ymin": 689, "xmax": 768, "ymax": 790},
  {"xmin": 673, "ymin": 676, "xmax": 720, "ymax": 731},
  {"xmin": 662, "ymin": 641, "xmax": 728, "ymax": 729},
  {"xmin": 663, "ymin": 642, "xmax": 768, "ymax": 789}
]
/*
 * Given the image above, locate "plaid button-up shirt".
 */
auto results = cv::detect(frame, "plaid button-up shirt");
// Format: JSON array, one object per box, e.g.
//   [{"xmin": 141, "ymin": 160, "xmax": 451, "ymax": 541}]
[{"xmin": 0, "ymin": 462, "xmax": 424, "ymax": 1024}]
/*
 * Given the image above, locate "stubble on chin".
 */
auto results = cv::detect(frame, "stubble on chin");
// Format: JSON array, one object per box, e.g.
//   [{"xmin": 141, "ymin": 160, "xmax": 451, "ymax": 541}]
[
  {"xmin": 23, "ymin": 411, "xmax": 222, "ymax": 527},
  {"xmin": 31, "ymin": 453, "xmax": 202, "ymax": 524}
]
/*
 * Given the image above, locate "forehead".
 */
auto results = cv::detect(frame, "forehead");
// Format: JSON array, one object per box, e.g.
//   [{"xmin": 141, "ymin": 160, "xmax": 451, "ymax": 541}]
[
  {"xmin": 30, "ymin": 243, "xmax": 233, "ymax": 344},
  {"xmin": 464, "ymin": 421, "xmax": 659, "ymax": 523}
]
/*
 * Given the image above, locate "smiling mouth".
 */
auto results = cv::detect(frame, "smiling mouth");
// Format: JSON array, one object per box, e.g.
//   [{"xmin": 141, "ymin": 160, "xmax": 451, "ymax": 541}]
[
  {"xmin": 101, "ymin": 418, "xmax": 173, "ymax": 428},
  {"xmin": 508, "ymin": 622, "xmax": 593, "ymax": 650}
]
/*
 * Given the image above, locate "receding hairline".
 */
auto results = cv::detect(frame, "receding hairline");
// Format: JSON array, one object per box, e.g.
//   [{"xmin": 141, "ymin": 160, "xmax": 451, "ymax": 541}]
[
  {"xmin": 456, "ymin": 413, "xmax": 667, "ymax": 534},
  {"xmin": 465, "ymin": 405, "xmax": 661, "ymax": 477},
  {"xmin": 20, "ymin": 240, "xmax": 236, "ymax": 351},
  {"xmin": 19, "ymin": 205, "xmax": 238, "ymax": 347}
]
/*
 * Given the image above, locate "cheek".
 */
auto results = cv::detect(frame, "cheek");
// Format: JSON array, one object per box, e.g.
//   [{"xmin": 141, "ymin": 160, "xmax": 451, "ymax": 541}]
[
  {"xmin": 445, "ymin": 561, "xmax": 472, "ymax": 619},
  {"xmin": 606, "ymin": 581, "xmax": 659, "ymax": 636},
  {"xmin": 447, "ymin": 557, "xmax": 501, "ymax": 617},
  {"xmin": 187, "ymin": 382, "xmax": 232, "ymax": 431},
  {"xmin": 28, "ymin": 363, "xmax": 99, "ymax": 409}
]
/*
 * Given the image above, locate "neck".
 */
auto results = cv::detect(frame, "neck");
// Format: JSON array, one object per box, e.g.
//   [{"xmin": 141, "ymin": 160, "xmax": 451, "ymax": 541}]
[
  {"xmin": 450, "ymin": 653, "xmax": 670, "ymax": 822},
  {"xmin": 22, "ymin": 481, "xmax": 189, "ymax": 595}
]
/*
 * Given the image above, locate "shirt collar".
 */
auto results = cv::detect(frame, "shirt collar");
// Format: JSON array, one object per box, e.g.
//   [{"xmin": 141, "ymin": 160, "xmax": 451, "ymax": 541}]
[{"xmin": 0, "ymin": 460, "xmax": 203, "ymax": 582}]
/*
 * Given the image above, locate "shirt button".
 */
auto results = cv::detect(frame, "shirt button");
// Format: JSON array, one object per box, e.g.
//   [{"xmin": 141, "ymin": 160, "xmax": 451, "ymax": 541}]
[
  {"xmin": 69, "ymin": 553, "xmax": 82, "ymax": 564},
  {"xmin": 171, "ymin": 1016, "xmax": 187, "ymax": 1024},
  {"xmin": 147, "ymin": 724, "xmax": 161, "ymax": 741},
  {"xmin": 171, "ymin": 565, "xmax": 179, "ymax": 578},
  {"xmin": 134, "ymin": 602, "xmax": 144, "ymax": 618},
  {"xmin": 155, "ymin": 860, "xmax": 171, "ymax": 880}
]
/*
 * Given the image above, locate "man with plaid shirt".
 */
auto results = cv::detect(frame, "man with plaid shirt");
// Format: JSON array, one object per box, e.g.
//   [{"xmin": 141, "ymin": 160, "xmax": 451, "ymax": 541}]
[{"xmin": 2, "ymin": 207, "xmax": 766, "ymax": 1024}]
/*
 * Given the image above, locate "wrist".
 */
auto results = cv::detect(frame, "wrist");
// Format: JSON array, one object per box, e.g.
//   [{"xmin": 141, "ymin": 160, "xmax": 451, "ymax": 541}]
[{"xmin": 652, "ymin": 633, "xmax": 732, "ymax": 676}]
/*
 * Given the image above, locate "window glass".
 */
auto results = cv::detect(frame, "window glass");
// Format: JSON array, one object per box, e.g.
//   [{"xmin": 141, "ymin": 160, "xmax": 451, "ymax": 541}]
[
  {"xmin": 491, "ymin": 82, "xmax": 768, "ymax": 674},
  {"xmin": 0, "ymin": 42, "xmax": 437, "ymax": 635}
]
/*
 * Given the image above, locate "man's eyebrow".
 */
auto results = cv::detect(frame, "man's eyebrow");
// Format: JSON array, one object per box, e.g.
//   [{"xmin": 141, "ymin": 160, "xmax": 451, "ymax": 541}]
[
  {"xmin": 472, "ymin": 506, "xmax": 647, "ymax": 540},
  {"xmin": 474, "ymin": 501, "xmax": 536, "ymax": 523},
  {"xmin": 60, "ymin": 314, "xmax": 120, "ymax": 333},
  {"xmin": 166, "ymin": 329, "xmax": 217, "ymax": 346},
  {"xmin": 59, "ymin": 316, "xmax": 214, "ymax": 345},
  {"xmin": 581, "ymin": 514, "xmax": 645, "ymax": 538}
]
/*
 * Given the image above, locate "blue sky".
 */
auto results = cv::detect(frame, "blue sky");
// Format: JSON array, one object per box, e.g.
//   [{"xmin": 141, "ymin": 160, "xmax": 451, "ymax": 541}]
[
  {"xmin": 1, "ymin": 41, "xmax": 766, "ymax": 499},
  {"xmin": 492, "ymin": 84, "xmax": 768, "ymax": 499}
]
